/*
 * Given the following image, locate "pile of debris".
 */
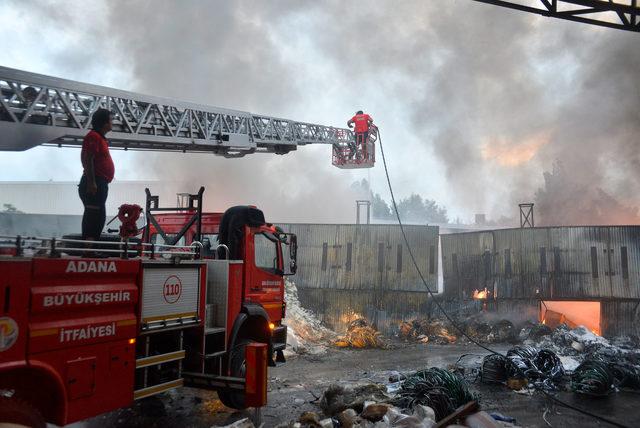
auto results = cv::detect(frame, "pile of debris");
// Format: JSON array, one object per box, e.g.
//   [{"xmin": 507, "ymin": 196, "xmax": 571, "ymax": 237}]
[
  {"xmin": 393, "ymin": 368, "xmax": 478, "ymax": 421},
  {"xmin": 335, "ymin": 318, "xmax": 387, "ymax": 349},
  {"xmin": 398, "ymin": 319, "xmax": 456, "ymax": 344},
  {"xmin": 480, "ymin": 345, "xmax": 565, "ymax": 391},
  {"xmin": 398, "ymin": 316, "xmax": 517, "ymax": 345},
  {"xmin": 479, "ymin": 324, "xmax": 640, "ymax": 397},
  {"xmin": 464, "ymin": 318, "xmax": 517, "ymax": 344},
  {"xmin": 272, "ymin": 375, "xmax": 519, "ymax": 428},
  {"xmin": 284, "ymin": 281, "xmax": 337, "ymax": 355}
]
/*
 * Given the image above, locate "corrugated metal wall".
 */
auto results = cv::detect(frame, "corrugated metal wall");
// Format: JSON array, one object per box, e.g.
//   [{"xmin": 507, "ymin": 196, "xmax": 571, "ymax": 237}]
[
  {"xmin": 295, "ymin": 289, "xmax": 430, "ymax": 334},
  {"xmin": 278, "ymin": 224, "xmax": 439, "ymax": 292},
  {"xmin": 278, "ymin": 223, "xmax": 439, "ymax": 332},
  {"xmin": 442, "ymin": 226, "xmax": 640, "ymax": 300},
  {"xmin": 441, "ymin": 226, "xmax": 640, "ymax": 336},
  {"xmin": 601, "ymin": 300, "xmax": 640, "ymax": 337}
]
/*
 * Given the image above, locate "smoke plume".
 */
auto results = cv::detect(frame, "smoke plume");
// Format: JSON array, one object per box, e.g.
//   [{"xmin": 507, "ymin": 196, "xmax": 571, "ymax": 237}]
[
  {"xmin": 4, "ymin": 0, "xmax": 640, "ymax": 225},
  {"xmin": 535, "ymin": 162, "xmax": 640, "ymax": 226},
  {"xmin": 101, "ymin": 0, "xmax": 366, "ymax": 223}
]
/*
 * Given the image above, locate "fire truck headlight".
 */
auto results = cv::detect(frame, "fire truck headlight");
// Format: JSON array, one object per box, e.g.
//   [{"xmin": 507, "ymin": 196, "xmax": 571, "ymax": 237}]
[
  {"xmin": 128, "ymin": 338, "xmax": 136, "ymax": 345},
  {"xmin": 269, "ymin": 323, "xmax": 275, "ymax": 330}
]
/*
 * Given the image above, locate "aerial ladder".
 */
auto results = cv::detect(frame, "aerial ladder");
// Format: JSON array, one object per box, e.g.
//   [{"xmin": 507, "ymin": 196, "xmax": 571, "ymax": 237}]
[
  {"xmin": 0, "ymin": 66, "xmax": 374, "ymax": 168},
  {"xmin": 472, "ymin": 0, "xmax": 639, "ymax": 33},
  {"xmin": 0, "ymin": 65, "xmax": 375, "ymax": 427}
]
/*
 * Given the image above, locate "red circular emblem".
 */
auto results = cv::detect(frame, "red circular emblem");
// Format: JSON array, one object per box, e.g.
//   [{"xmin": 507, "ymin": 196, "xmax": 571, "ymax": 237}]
[
  {"xmin": 0, "ymin": 317, "xmax": 19, "ymax": 352},
  {"xmin": 163, "ymin": 275, "xmax": 182, "ymax": 304}
]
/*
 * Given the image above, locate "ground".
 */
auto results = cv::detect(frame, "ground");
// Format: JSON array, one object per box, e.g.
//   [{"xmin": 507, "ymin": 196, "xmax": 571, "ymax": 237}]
[{"xmin": 74, "ymin": 342, "xmax": 640, "ymax": 428}]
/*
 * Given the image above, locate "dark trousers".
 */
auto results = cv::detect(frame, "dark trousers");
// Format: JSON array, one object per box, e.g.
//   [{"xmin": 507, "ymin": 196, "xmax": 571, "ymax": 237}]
[
  {"xmin": 350, "ymin": 132, "xmax": 368, "ymax": 156},
  {"xmin": 78, "ymin": 175, "xmax": 109, "ymax": 240}
]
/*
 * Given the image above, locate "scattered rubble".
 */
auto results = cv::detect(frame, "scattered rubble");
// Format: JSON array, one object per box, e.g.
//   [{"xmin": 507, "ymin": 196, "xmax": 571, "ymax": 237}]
[
  {"xmin": 280, "ymin": 378, "xmax": 522, "ymax": 428},
  {"xmin": 398, "ymin": 319, "xmax": 456, "ymax": 344},
  {"xmin": 320, "ymin": 384, "xmax": 392, "ymax": 416},
  {"xmin": 528, "ymin": 324, "xmax": 640, "ymax": 370},
  {"xmin": 398, "ymin": 316, "xmax": 518, "ymax": 345},
  {"xmin": 476, "ymin": 323, "xmax": 640, "ymax": 399},
  {"xmin": 335, "ymin": 318, "xmax": 387, "ymax": 349},
  {"xmin": 284, "ymin": 281, "xmax": 337, "ymax": 355}
]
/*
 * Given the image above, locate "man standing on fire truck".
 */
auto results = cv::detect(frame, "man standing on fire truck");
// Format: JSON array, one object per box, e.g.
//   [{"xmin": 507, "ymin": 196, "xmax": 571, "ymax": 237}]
[
  {"xmin": 347, "ymin": 110, "xmax": 373, "ymax": 157},
  {"xmin": 78, "ymin": 108, "xmax": 114, "ymax": 242}
]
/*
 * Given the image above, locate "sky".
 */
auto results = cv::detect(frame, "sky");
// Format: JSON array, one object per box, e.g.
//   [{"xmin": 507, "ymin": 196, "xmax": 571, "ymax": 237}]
[{"xmin": 0, "ymin": 0, "xmax": 638, "ymax": 224}]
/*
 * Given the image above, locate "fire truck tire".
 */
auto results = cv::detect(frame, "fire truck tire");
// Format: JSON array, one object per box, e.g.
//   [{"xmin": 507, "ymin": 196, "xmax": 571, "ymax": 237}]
[
  {"xmin": 0, "ymin": 397, "xmax": 46, "ymax": 428},
  {"xmin": 217, "ymin": 338, "xmax": 252, "ymax": 410}
]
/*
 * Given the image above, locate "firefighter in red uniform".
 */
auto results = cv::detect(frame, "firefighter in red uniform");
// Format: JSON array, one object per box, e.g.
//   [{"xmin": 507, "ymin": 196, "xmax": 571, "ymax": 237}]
[
  {"xmin": 78, "ymin": 108, "xmax": 115, "ymax": 242},
  {"xmin": 347, "ymin": 110, "xmax": 373, "ymax": 158}
]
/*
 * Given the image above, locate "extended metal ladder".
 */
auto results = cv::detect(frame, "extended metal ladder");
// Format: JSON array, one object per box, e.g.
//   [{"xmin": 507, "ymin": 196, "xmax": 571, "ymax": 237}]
[{"xmin": 0, "ymin": 66, "xmax": 354, "ymax": 159}]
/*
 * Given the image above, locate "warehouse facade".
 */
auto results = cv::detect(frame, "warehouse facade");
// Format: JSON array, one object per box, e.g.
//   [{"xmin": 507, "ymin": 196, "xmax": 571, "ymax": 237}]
[
  {"xmin": 441, "ymin": 226, "xmax": 640, "ymax": 337},
  {"xmin": 278, "ymin": 223, "xmax": 438, "ymax": 333}
]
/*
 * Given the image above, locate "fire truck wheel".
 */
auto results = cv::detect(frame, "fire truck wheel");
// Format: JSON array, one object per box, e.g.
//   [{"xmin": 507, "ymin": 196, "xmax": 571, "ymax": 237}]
[
  {"xmin": 0, "ymin": 397, "xmax": 46, "ymax": 428},
  {"xmin": 217, "ymin": 338, "xmax": 251, "ymax": 410}
]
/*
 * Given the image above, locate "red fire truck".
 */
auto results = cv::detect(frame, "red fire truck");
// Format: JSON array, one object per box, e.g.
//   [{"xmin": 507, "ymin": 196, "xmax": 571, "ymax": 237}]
[
  {"xmin": 0, "ymin": 186, "xmax": 296, "ymax": 427},
  {"xmin": 0, "ymin": 65, "xmax": 365, "ymax": 427}
]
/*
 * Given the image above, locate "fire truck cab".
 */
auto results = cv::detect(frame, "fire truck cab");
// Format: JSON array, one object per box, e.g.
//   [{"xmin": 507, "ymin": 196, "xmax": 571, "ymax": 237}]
[{"xmin": 0, "ymin": 187, "xmax": 295, "ymax": 427}]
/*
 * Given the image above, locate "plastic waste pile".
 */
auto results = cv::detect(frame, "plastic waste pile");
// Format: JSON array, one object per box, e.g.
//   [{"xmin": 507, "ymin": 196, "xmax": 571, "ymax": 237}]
[
  {"xmin": 479, "ymin": 325, "xmax": 640, "ymax": 397},
  {"xmin": 283, "ymin": 280, "xmax": 337, "ymax": 355}
]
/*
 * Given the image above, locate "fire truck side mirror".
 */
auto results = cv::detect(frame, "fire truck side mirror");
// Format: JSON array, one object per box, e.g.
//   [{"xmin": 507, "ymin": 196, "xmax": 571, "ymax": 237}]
[
  {"xmin": 288, "ymin": 234, "xmax": 297, "ymax": 275},
  {"xmin": 279, "ymin": 233, "xmax": 297, "ymax": 276}
]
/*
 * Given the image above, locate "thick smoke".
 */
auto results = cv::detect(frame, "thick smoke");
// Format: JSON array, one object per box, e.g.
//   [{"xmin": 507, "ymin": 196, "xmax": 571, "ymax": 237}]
[
  {"xmin": 5, "ymin": 0, "xmax": 639, "ymax": 224},
  {"xmin": 535, "ymin": 162, "xmax": 639, "ymax": 226},
  {"xmin": 97, "ymin": 0, "xmax": 368, "ymax": 223},
  {"xmin": 271, "ymin": 1, "xmax": 640, "ymax": 224}
]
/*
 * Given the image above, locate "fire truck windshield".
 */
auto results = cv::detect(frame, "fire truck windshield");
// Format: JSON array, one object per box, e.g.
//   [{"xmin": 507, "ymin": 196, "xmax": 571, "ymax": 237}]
[{"xmin": 254, "ymin": 232, "xmax": 279, "ymax": 273}]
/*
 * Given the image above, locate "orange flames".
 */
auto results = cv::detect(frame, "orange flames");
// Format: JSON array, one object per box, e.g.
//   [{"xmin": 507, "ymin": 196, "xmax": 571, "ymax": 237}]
[
  {"xmin": 540, "ymin": 301, "xmax": 601, "ymax": 335},
  {"xmin": 473, "ymin": 288, "xmax": 490, "ymax": 300},
  {"xmin": 481, "ymin": 132, "xmax": 550, "ymax": 167}
]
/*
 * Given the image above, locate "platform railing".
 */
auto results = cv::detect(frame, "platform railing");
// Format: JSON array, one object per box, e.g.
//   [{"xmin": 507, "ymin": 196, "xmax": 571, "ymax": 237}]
[{"xmin": 0, "ymin": 235, "xmax": 201, "ymax": 259}]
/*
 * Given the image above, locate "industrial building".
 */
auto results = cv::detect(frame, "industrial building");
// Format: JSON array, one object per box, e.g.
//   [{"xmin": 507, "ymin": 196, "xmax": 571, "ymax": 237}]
[
  {"xmin": 3, "ymin": 206, "xmax": 638, "ymax": 338},
  {"xmin": 441, "ymin": 226, "xmax": 640, "ymax": 337},
  {"xmin": 278, "ymin": 223, "xmax": 438, "ymax": 333}
]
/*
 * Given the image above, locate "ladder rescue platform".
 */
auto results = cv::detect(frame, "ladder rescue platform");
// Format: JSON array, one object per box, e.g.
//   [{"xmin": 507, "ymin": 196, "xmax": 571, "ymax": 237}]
[{"xmin": 332, "ymin": 126, "xmax": 376, "ymax": 169}]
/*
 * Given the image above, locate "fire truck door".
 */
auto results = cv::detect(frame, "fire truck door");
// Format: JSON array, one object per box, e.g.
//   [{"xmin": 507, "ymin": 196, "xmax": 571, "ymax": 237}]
[{"xmin": 249, "ymin": 232, "xmax": 283, "ymax": 320}]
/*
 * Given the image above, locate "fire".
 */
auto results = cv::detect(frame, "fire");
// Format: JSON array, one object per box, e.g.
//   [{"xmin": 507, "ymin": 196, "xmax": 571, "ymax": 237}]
[
  {"xmin": 473, "ymin": 288, "xmax": 490, "ymax": 300},
  {"xmin": 481, "ymin": 132, "xmax": 550, "ymax": 167},
  {"xmin": 339, "ymin": 310, "xmax": 365, "ymax": 325},
  {"xmin": 540, "ymin": 301, "xmax": 601, "ymax": 335}
]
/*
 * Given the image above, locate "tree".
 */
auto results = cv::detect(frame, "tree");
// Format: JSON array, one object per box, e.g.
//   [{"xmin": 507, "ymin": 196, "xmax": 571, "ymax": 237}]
[
  {"xmin": 396, "ymin": 193, "xmax": 448, "ymax": 223},
  {"xmin": 371, "ymin": 193, "xmax": 393, "ymax": 220},
  {"xmin": 349, "ymin": 180, "xmax": 449, "ymax": 223},
  {"xmin": 350, "ymin": 178, "xmax": 370, "ymax": 197}
]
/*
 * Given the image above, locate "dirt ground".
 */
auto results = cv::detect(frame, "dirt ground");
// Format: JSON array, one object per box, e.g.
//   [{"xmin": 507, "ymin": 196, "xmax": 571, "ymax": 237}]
[{"xmin": 75, "ymin": 342, "xmax": 640, "ymax": 428}]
